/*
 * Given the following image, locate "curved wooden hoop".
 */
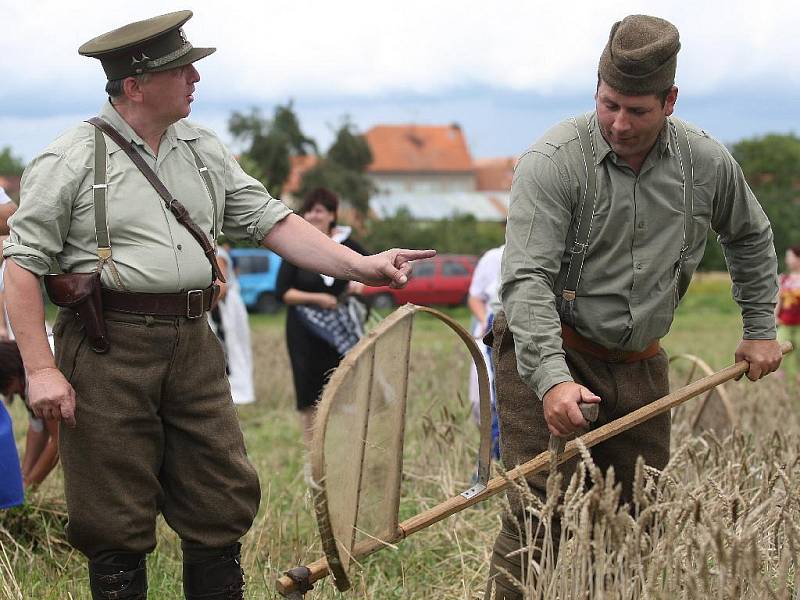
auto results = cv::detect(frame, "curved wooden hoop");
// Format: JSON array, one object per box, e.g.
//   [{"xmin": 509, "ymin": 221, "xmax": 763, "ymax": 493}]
[
  {"xmin": 669, "ymin": 353, "xmax": 739, "ymax": 430},
  {"xmin": 308, "ymin": 304, "xmax": 492, "ymax": 592}
]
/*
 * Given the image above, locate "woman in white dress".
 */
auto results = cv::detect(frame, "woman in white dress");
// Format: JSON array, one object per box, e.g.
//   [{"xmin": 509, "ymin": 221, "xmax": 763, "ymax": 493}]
[{"xmin": 209, "ymin": 245, "xmax": 256, "ymax": 405}]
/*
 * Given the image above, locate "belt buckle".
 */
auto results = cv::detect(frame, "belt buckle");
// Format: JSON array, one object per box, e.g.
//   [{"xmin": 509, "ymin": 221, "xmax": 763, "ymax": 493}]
[{"xmin": 186, "ymin": 289, "xmax": 204, "ymax": 319}]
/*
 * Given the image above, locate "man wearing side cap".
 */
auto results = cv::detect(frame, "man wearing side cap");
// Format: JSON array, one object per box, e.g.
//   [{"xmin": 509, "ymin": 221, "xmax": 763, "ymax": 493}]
[
  {"xmin": 3, "ymin": 11, "xmax": 434, "ymax": 600},
  {"xmin": 485, "ymin": 15, "xmax": 782, "ymax": 599}
]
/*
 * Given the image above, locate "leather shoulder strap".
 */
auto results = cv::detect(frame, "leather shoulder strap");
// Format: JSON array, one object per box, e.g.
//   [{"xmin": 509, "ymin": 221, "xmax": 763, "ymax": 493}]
[{"xmin": 86, "ymin": 117, "xmax": 225, "ymax": 283}]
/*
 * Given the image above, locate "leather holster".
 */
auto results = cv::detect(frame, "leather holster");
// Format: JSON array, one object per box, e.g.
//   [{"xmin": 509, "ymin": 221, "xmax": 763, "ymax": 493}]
[{"xmin": 44, "ymin": 271, "xmax": 110, "ymax": 353}]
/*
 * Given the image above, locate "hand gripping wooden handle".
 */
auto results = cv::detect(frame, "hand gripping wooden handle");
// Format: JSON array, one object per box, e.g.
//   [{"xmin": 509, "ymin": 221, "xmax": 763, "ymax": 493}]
[
  {"xmin": 579, "ymin": 401, "xmax": 599, "ymax": 423},
  {"xmin": 548, "ymin": 401, "xmax": 600, "ymax": 472}
]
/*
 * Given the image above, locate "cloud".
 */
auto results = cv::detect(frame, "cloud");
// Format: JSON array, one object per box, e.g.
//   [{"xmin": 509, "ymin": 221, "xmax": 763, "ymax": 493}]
[
  {"xmin": 1, "ymin": 0, "xmax": 798, "ymax": 113},
  {"xmin": 1, "ymin": 0, "xmax": 797, "ymax": 160}
]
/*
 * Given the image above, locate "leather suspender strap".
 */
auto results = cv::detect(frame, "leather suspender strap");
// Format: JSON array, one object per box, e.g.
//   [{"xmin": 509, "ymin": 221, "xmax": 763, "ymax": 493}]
[
  {"xmin": 92, "ymin": 127, "xmax": 111, "ymax": 256},
  {"xmin": 669, "ymin": 116, "xmax": 694, "ymax": 304},
  {"xmin": 671, "ymin": 117, "xmax": 694, "ymax": 257},
  {"xmin": 558, "ymin": 113, "xmax": 598, "ymax": 324},
  {"xmin": 184, "ymin": 142, "xmax": 219, "ymax": 237},
  {"xmin": 86, "ymin": 117, "xmax": 226, "ymax": 283},
  {"xmin": 90, "ymin": 127, "xmax": 127, "ymax": 290}
]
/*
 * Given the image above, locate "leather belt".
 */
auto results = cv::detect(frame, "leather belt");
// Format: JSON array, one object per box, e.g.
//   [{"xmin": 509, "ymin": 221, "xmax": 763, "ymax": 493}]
[
  {"xmin": 101, "ymin": 286, "xmax": 218, "ymax": 319},
  {"xmin": 561, "ymin": 323, "xmax": 660, "ymax": 363}
]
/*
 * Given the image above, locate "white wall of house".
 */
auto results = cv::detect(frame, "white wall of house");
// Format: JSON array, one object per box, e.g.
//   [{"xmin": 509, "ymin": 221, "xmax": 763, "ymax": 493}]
[{"xmin": 370, "ymin": 172, "xmax": 476, "ymax": 194}]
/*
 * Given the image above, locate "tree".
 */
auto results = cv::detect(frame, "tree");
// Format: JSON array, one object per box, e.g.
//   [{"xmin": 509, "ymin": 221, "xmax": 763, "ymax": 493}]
[
  {"xmin": 363, "ymin": 210, "xmax": 505, "ymax": 256},
  {"xmin": 228, "ymin": 102, "xmax": 316, "ymax": 198},
  {"xmin": 698, "ymin": 134, "xmax": 800, "ymax": 271},
  {"xmin": 0, "ymin": 146, "xmax": 24, "ymax": 176},
  {"xmin": 733, "ymin": 134, "xmax": 800, "ymax": 189},
  {"xmin": 732, "ymin": 133, "xmax": 800, "ymax": 271},
  {"xmin": 298, "ymin": 119, "xmax": 374, "ymax": 219}
]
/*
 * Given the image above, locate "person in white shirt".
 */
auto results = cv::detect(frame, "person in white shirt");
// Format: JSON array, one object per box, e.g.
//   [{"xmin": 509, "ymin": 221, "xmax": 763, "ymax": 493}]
[{"xmin": 467, "ymin": 244, "xmax": 504, "ymax": 458}]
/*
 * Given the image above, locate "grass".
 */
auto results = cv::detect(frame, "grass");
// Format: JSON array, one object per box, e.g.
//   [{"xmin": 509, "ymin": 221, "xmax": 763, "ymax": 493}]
[{"xmin": 2, "ymin": 273, "xmax": 798, "ymax": 599}]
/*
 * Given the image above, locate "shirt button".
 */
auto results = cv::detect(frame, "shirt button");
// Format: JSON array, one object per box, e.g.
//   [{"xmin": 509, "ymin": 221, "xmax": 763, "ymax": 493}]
[
  {"xmin": 177, "ymin": 244, "xmax": 183, "ymax": 251},
  {"xmin": 635, "ymin": 262, "xmax": 643, "ymax": 270},
  {"xmin": 637, "ymin": 222, "xmax": 646, "ymax": 229}
]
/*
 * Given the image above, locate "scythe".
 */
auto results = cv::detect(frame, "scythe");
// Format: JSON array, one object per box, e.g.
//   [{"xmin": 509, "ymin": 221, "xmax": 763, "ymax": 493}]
[{"xmin": 275, "ymin": 303, "xmax": 793, "ymax": 597}]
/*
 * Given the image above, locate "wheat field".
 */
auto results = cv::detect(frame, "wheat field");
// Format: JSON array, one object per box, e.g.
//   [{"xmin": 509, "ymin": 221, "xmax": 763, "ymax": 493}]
[{"xmin": 1, "ymin": 274, "xmax": 798, "ymax": 599}]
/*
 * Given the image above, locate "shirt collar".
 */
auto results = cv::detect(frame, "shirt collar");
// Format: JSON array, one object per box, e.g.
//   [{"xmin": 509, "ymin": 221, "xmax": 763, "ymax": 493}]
[
  {"xmin": 174, "ymin": 119, "xmax": 199, "ymax": 141},
  {"xmin": 588, "ymin": 112, "xmax": 612, "ymax": 166},
  {"xmin": 588, "ymin": 111, "xmax": 674, "ymax": 167},
  {"xmin": 96, "ymin": 100, "xmax": 200, "ymax": 153},
  {"xmin": 98, "ymin": 100, "xmax": 147, "ymax": 153}
]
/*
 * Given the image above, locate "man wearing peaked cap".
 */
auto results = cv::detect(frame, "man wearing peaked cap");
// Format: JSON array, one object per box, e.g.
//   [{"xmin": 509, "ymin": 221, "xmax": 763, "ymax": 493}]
[
  {"xmin": 485, "ymin": 15, "xmax": 781, "ymax": 599},
  {"xmin": 3, "ymin": 10, "xmax": 434, "ymax": 600}
]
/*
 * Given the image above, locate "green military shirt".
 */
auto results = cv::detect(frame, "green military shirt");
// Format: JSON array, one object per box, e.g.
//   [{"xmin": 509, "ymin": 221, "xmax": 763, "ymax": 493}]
[
  {"xmin": 502, "ymin": 112, "xmax": 778, "ymax": 400},
  {"xmin": 3, "ymin": 101, "xmax": 292, "ymax": 292}
]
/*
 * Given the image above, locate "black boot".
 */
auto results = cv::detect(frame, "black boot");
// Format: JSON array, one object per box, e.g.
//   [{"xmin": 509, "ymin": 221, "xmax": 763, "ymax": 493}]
[
  {"xmin": 183, "ymin": 542, "xmax": 245, "ymax": 600},
  {"xmin": 88, "ymin": 552, "xmax": 147, "ymax": 599}
]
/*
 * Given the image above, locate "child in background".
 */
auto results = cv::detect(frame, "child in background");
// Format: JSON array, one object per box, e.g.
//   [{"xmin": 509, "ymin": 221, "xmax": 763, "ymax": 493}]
[
  {"xmin": 0, "ymin": 394, "xmax": 24, "ymax": 509},
  {"xmin": 777, "ymin": 245, "xmax": 800, "ymax": 383},
  {"xmin": 0, "ymin": 340, "xmax": 60, "ymax": 490}
]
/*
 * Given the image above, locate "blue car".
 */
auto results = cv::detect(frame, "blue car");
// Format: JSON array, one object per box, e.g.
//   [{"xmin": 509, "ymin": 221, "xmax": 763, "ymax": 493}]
[{"xmin": 229, "ymin": 248, "xmax": 283, "ymax": 313}]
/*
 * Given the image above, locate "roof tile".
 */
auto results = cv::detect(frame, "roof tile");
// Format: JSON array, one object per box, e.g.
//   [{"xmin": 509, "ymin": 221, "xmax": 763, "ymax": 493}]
[
  {"xmin": 474, "ymin": 157, "xmax": 516, "ymax": 191},
  {"xmin": 365, "ymin": 124, "xmax": 473, "ymax": 173}
]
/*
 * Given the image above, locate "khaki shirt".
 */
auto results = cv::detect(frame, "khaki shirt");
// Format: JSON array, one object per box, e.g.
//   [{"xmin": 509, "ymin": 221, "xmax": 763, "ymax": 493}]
[
  {"xmin": 502, "ymin": 113, "xmax": 778, "ymax": 399},
  {"xmin": 3, "ymin": 101, "xmax": 292, "ymax": 292}
]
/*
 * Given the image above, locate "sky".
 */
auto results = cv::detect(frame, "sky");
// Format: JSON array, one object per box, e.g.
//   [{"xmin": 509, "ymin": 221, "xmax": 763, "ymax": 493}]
[{"xmin": 1, "ymin": 0, "xmax": 798, "ymax": 162}]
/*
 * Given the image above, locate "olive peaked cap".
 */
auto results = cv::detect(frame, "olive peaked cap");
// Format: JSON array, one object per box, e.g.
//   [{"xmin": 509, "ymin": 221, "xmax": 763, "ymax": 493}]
[{"xmin": 79, "ymin": 10, "xmax": 215, "ymax": 80}]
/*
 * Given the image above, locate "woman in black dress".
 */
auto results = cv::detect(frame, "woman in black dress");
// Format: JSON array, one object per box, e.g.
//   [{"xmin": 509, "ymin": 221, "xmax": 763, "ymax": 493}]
[{"xmin": 276, "ymin": 188, "xmax": 368, "ymax": 462}]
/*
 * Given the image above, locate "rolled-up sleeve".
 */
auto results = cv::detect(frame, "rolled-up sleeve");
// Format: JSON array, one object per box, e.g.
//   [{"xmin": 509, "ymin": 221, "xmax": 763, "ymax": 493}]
[
  {"xmin": 501, "ymin": 151, "xmax": 574, "ymax": 399},
  {"xmin": 710, "ymin": 147, "xmax": 778, "ymax": 339},
  {"xmin": 3, "ymin": 152, "xmax": 80, "ymax": 276},
  {"xmin": 220, "ymin": 146, "xmax": 292, "ymax": 246}
]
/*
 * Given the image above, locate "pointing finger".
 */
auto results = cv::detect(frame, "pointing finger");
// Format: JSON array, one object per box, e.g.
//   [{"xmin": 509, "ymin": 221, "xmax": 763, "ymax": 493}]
[{"xmin": 396, "ymin": 249, "xmax": 436, "ymax": 264}]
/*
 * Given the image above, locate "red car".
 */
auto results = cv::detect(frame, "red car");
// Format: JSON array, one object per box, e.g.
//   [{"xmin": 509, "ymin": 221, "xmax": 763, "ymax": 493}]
[{"xmin": 361, "ymin": 254, "xmax": 477, "ymax": 309}]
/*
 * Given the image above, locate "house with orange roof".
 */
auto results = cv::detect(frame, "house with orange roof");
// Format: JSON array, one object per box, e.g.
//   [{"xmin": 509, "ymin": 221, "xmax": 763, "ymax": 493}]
[
  {"xmin": 281, "ymin": 154, "xmax": 318, "ymax": 206},
  {"xmin": 280, "ymin": 122, "xmax": 512, "ymax": 222},
  {"xmin": 474, "ymin": 157, "xmax": 516, "ymax": 192},
  {"xmin": 364, "ymin": 124, "xmax": 476, "ymax": 194}
]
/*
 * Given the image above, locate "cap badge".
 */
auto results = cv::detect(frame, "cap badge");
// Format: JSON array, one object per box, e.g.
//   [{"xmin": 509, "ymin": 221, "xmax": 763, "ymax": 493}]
[{"xmin": 131, "ymin": 52, "xmax": 151, "ymax": 65}]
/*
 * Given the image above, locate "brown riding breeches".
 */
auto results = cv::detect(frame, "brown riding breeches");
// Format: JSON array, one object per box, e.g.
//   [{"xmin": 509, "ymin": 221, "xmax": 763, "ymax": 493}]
[
  {"xmin": 55, "ymin": 308, "xmax": 261, "ymax": 559},
  {"xmin": 484, "ymin": 312, "xmax": 671, "ymax": 600}
]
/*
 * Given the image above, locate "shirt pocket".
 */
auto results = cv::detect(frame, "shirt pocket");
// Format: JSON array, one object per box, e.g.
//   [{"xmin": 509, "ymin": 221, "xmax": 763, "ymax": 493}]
[
  {"xmin": 687, "ymin": 181, "xmax": 714, "ymax": 257},
  {"xmin": 690, "ymin": 181, "xmax": 714, "ymax": 222}
]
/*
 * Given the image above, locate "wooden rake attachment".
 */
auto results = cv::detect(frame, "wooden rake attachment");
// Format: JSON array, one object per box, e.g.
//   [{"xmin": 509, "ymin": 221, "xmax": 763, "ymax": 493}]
[
  {"xmin": 669, "ymin": 353, "xmax": 739, "ymax": 435},
  {"xmin": 278, "ymin": 304, "xmax": 494, "ymax": 597},
  {"xmin": 276, "ymin": 311, "xmax": 793, "ymax": 597}
]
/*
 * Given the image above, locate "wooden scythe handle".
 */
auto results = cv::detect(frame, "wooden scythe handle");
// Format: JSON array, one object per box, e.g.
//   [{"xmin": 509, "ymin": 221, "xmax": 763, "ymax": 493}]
[{"xmin": 275, "ymin": 341, "xmax": 793, "ymax": 596}]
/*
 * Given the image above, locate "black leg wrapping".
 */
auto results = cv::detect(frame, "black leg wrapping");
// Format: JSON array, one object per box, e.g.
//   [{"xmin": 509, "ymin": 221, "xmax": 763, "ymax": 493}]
[
  {"xmin": 88, "ymin": 552, "xmax": 147, "ymax": 600},
  {"xmin": 183, "ymin": 542, "xmax": 245, "ymax": 600}
]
